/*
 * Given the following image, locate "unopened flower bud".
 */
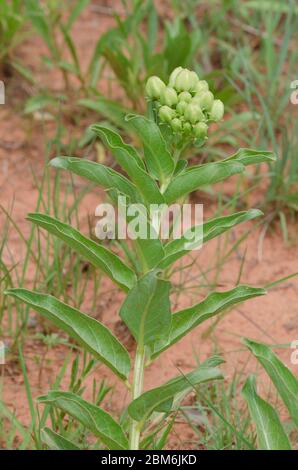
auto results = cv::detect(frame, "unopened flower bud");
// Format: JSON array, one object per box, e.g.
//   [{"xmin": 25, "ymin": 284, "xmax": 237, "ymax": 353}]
[
  {"xmin": 210, "ymin": 99, "xmax": 224, "ymax": 121},
  {"xmin": 159, "ymin": 105, "xmax": 175, "ymax": 123},
  {"xmin": 160, "ymin": 86, "xmax": 178, "ymax": 106},
  {"xmin": 171, "ymin": 117, "xmax": 182, "ymax": 132},
  {"xmin": 175, "ymin": 69, "xmax": 193, "ymax": 92},
  {"xmin": 184, "ymin": 103, "xmax": 204, "ymax": 124},
  {"xmin": 194, "ymin": 91, "xmax": 214, "ymax": 111},
  {"xmin": 193, "ymin": 122, "xmax": 208, "ymax": 139},
  {"xmin": 168, "ymin": 66, "xmax": 183, "ymax": 87},
  {"xmin": 176, "ymin": 100, "xmax": 188, "ymax": 115},
  {"xmin": 194, "ymin": 80, "xmax": 209, "ymax": 94},
  {"xmin": 178, "ymin": 91, "xmax": 192, "ymax": 103},
  {"xmin": 189, "ymin": 71, "xmax": 199, "ymax": 91},
  {"xmin": 145, "ymin": 76, "xmax": 166, "ymax": 99},
  {"xmin": 183, "ymin": 122, "xmax": 192, "ymax": 134}
]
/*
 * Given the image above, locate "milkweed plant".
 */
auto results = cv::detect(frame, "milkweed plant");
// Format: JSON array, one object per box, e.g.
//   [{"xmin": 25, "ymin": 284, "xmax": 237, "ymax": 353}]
[{"xmin": 5, "ymin": 68, "xmax": 298, "ymax": 450}]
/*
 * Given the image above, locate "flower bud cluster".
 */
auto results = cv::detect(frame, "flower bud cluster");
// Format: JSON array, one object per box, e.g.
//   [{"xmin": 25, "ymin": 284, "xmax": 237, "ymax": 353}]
[{"xmin": 145, "ymin": 68, "xmax": 224, "ymax": 140}]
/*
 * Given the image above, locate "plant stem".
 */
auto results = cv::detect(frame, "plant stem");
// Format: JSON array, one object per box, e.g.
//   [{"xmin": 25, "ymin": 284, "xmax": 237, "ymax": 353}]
[{"xmin": 129, "ymin": 344, "xmax": 145, "ymax": 450}]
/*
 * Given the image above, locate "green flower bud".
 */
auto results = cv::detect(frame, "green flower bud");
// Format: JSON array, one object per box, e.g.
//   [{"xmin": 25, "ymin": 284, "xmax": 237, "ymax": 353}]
[
  {"xmin": 193, "ymin": 122, "xmax": 208, "ymax": 139},
  {"xmin": 189, "ymin": 71, "xmax": 199, "ymax": 91},
  {"xmin": 210, "ymin": 99, "xmax": 224, "ymax": 121},
  {"xmin": 184, "ymin": 103, "xmax": 204, "ymax": 124},
  {"xmin": 178, "ymin": 91, "xmax": 192, "ymax": 103},
  {"xmin": 168, "ymin": 66, "xmax": 183, "ymax": 87},
  {"xmin": 175, "ymin": 69, "xmax": 193, "ymax": 92},
  {"xmin": 145, "ymin": 76, "xmax": 166, "ymax": 99},
  {"xmin": 159, "ymin": 105, "xmax": 175, "ymax": 123},
  {"xmin": 194, "ymin": 80, "xmax": 209, "ymax": 94},
  {"xmin": 160, "ymin": 86, "xmax": 178, "ymax": 106},
  {"xmin": 176, "ymin": 100, "xmax": 188, "ymax": 115},
  {"xmin": 171, "ymin": 117, "xmax": 182, "ymax": 132},
  {"xmin": 183, "ymin": 122, "xmax": 192, "ymax": 134},
  {"xmin": 194, "ymin": 91, "xmax": 214, "ymax": 111}
]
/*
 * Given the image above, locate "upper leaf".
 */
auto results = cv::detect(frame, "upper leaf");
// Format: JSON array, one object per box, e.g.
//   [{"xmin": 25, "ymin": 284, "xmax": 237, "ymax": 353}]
[
  {"xmin": 38, "ymin": 391, "xmax": 129, "ymax": 450},
  {"xmin": 243, "ymin": 338, "xmax": 298, "ymax": 429},
  {"xmin": 5, "ymin": 288, "xmax": 131, "ymax": 380},
  {"xmin": 91, "ymin": 125, "xmax": 164, "ymax": 205},
  {"xmin": 223, "ymin": 148, "xmax": 276, "ymax": 166},
  {"xmin": 126, "ymin": 114, "xmax": 175, "ymax": 183},
  {"xmin": 151, "ymin": 286, "xmax": 266, "ymax": 358},
  {"xmin": 50, "ymin": 157, "xmax": 139, "ymax": 203},
  {"xmin": 242, "ymin": 375, "xmax": 291, "ymax": 450},
  {"xmin": 159, "ymin": 209, "xmax": 263, "ymax": 269},
  {"xmin": 128, "ymin": 357, "xmax": 224, "ymax": 422},
  {"xmin": 27, "ymin": 213, "xmax": 136, "ymax": 292},
  {"xmin": 120, "ymin": 271, "xmax": 171, "ymax": 347},
  {"xmin": 164, "ymin": 161, "xmax": 244, "ymax": 204}
]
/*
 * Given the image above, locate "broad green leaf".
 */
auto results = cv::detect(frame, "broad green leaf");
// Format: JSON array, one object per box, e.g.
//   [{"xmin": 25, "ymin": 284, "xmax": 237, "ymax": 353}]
[
  {"xmin": 159, "ymin": 209, "xmax": 263, "ymax": 269},
  {"xmin": 223, "ymin": 148, "xmax": 276, "ymax": 166},
  {"xmin": 164, "ymin": 161, "xmax": 244, "ymax": 204},
  {"xmin": 120, "ymin": 271, "xmax": 171, "ymax": 346},
  {"xmin": 242, "ymin": 376, "xmax": 291, "ymax": 450},
  {"xmin": 91, "ymin": 124, "xmax": 145, "ymax": 170},
  {"xmin": 41, "ymin": 427, "xmax": 80, "ymax": 450},
  {"xmin": 154, "ymin": 355, "xmax": 224, "ymax": 414},
  {"xmin": 91, "ymin": 125, "xmax": 164, "ymax": 205},
  {"xmin": 126, "ymin": 114, "xmax": 175, "ymax": 184},
  {"xmin": 27, "ymin": 213, "xmax": 136, "ymax": 292},
  {"xmin": 151, "ymin": 286, "xmax": 266, "ymax": 358},
  {"xmin": 5, "ymin": 289, "xmax": 130, "ymax": 380},
  {"xmin": 50, "ymin": 156, "xmax": 139, "ymax": 203},
  {"xmin": 243, "ymin": 338, "xmax": 298, "ymax": 429},
  {"xmin": 38, "ymin": 391, "xmax": 129, "ymax": 450},
  {"xmin": 128, "ymin": 357, "xmax": 224, "ymax": 422}
]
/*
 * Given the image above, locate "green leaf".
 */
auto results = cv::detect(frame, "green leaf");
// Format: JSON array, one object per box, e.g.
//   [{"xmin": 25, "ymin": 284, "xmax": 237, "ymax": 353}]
[
  {"xmin": 159, "ymin": 209, "xmax": 263, "ymax": 269},
  {"xmin": 27, "ymin": 213, "xmax": 136, "ymax": 292},
  {"xmin": 164, "ymin": 161, "xmax": 244, "ymax": 204},
  {"xmin": 243, "ymin": 338, "xmax": 298, "ymax": 429},
  {"xmin": 126, "ymin": 114, "xmax": 175, "ymax": 184},
  {"xmin": 66, "ymin": 0, "xmax": 90, "ymax": 30},
  {"xmin": 128, "ymin": 357, "xmax": 224, "ymax": 422},
  {"xmin": 41, "ymin": 427, "xmax": 80, "ymax": 450},
  {"xmin": 151, "ymin": 286, "xmax": 266, "ymax": 358},
  {"xmin": 5, "ymin": 289, "xmax": 130, "ymax": 380},
  {"xmin": 242, "ymin": 376, "xmax": 291, "ymax": 450},
  {"xmin": 38, "ymin": 391, "xmax": 129, "ymax": 450},
  {"xmin": 223, "ymin": 148, "xmax": 276, "ymax": 166},
  {"xmin": 120, "ymin": 271, "xmax": 171, "ymax": 347},
  {"xmin": 50, "ymin": 156, "xmax": 139, "ymax": 203},
  {"xmin": 91, "ymin": 125, "xmax": 164, "ymax": 205},
  {"xmin": 25, "ymin": 0, "xmax": 55, "ymax": 54}
]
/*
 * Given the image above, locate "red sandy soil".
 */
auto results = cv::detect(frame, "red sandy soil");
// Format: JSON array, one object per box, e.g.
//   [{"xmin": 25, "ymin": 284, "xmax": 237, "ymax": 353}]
[{"xmin": 1, "ymin": 1, "xmax": 298, "ymax": 450}]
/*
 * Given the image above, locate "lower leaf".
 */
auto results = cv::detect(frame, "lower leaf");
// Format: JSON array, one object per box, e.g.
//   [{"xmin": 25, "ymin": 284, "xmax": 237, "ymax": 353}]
[
  {"xmin": 242, "ymin": 375, "xmax": 291, "ymax": 450},
  {"xmin": 38, "ymin": 391, "xmax": 129, "ymax": 450}
]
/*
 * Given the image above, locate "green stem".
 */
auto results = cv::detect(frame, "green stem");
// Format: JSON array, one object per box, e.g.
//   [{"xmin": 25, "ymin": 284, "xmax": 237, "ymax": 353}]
[{"xmin": 129, "ymin": 344, "xmax": 145, "ymax": 450}]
